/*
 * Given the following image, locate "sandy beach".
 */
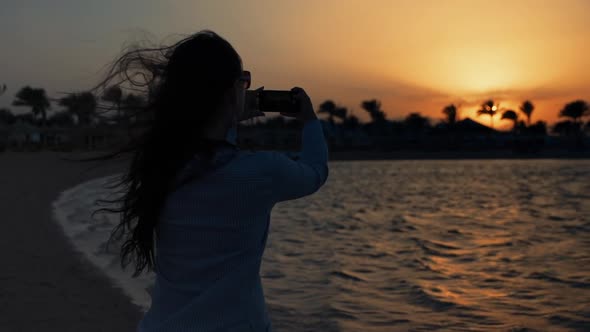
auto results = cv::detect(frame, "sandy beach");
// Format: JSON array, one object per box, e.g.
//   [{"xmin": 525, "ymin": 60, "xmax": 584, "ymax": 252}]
[{"xmin": 0, "ymin": 152, "xmax": 142, "ymax": 332}]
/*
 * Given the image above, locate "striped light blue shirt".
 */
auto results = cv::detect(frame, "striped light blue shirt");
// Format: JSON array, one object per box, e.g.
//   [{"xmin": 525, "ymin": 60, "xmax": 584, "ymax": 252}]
[{"xmin": 138, "ymin": 119, "xmax": 329, "ymax": 331}]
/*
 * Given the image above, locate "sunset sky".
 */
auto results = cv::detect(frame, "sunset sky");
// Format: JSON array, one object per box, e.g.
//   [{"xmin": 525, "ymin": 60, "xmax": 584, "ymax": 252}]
[{"xmin": 1, "ymin": 0, "xmax": 589, "ymax": 128}]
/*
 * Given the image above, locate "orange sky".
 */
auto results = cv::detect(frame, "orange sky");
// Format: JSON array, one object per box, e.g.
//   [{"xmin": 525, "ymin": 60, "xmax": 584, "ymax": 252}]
[{"xmin": 1, "ymin": 0, "xmax": 589, "ymax": 128}]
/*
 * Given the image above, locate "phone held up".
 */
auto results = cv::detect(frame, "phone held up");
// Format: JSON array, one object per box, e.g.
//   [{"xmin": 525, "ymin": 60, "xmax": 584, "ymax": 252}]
[{"xmin": 246, "ymin": 88, "xmax": 300, "ymax": 114}]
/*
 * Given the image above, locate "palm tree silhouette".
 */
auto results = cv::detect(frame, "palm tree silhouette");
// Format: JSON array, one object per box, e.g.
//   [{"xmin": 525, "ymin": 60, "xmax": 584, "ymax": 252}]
[
  {"xmin": 318, "ymin": 100, "xmax": 337, "ymax": 124},
  {"xmin": 442, "ymin": 104, "xmax": 458, "ymax": 125},
  {"xmin": 118, "ymin": 93, "xmax": 146, "ymax": 138},
  {"xmin": 519, "ymin": 100, "xmax": 534, "ymax": 126},
  {"xmin": 552, "ymin": 120, "xmax": 578, "ymax": 137},
  {"xmin": 121, "ymin": 93, "xmax": 145, "ymax": 124},
  {"xmin": 102, "ymin": 85, "xmax": 123, "ymax": 121},
  {"xmin": 58, "ymin": 92, "xmax": 97, "ymax": 126},
  {"xmin": 333, "ymin": 106, "xmax": 348, "ymax": 123},
  {"xmin": 404, "ymin": 113, "xmax": 430, "ymax": 132},
  {"xmin": 12, "ymin": 86, "xmax": 51, "ymax": 126},
  {"xmin": 48, "ymin": 111, "xmax": 75, "ymax": 127},
  {"xmin": 477, "ymin": 99, "xmax": 499, "ymax": 129},
  {"xmin": 559, "ymin": 100, "xmax": 589, "ymax": 126},
  {"xmin": 342, "ymin": 114, "xmax": 360, "ymax": 130},
  {"xmin": 361, "ymin": 99, "xmax": 386, "ymax": 123},
  {"xmin": 501, "ymin": 109, "xmax": 518, "ymax": 130}
]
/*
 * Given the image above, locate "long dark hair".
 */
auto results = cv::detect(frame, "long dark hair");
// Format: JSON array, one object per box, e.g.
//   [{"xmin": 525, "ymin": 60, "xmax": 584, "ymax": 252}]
[{"xmin": 83, "ymin": 30, "xmax": 243, "ymax": 277}]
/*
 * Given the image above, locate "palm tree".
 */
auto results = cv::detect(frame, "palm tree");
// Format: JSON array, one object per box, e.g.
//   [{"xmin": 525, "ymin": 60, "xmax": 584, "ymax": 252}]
[
  {"xmin": 58, "ymin": 92, "xmax": 97, "ymax": 126},
  {"xmin": 102, "ymin": 85, "xmax": 123, "ymax": 121},
  {"xmin": 333, "ymin": 106, "xmax": 348, "ymax": 123},
  {"xmin": 477, "ymin": 99, "xmax": 499, "ymax": 129},
  {"xmin": 552, "ymin": 120, "xmax": 577, "ymax": 137},
  {"xmin": 559, "ymin": 100, "xmax": 589, "ymax": 125},
  {"xmin": 48, "ymin": 111, "xmax": 75, "ymax": 127},
  {"xmin": 12, "ymin": 86, "xmax": 51, "ymax": 126},
  {"xmin": 501, "ymin": 110, "xmax": 518, "ymax": 130},
  {"xmin": 342, "ymin": 114, "xmax": 360, "ymax": 130},
  {"xmin": 442, "ymin": 104, "xmax": 458, "ymax": 125},
  {"xmin": 117, "ymin": 93, "xmax": 147, "ymax": 139},
  {"xmin": 529, "ymin": 121, "xmax": 547, "ymax": 136},
  {"xmin": 519, "ymin": 100, "xmax": 534, "ymax": 126},
  {"xmin": 121, "ymin": 93, "xmax": 145, "ymax": 124},
  {"xmin": 318, "ymin": 100, "xmax": 337, "ymax": 124},
  {"xmin": 361, "ymin": 99, "xmax": 386, "ymax": 123},
  {"xmin": 404, "ymin": 113, "xmax": 430, "ymax": 132}
]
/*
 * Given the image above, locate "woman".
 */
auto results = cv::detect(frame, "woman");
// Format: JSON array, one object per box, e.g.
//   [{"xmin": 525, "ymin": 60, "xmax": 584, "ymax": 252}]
[{"xmin": 90, "ymin": 30, "xmax": 329, "ymax": 331}]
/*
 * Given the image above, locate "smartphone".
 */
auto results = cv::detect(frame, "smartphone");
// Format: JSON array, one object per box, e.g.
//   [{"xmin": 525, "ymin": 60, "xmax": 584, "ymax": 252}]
[{"xmin": 257, "ymin": 90, "xmax": 300, "ymax": 113}]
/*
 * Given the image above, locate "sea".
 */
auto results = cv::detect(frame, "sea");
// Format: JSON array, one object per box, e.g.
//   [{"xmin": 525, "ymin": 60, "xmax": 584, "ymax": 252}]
[{"xmin": 52, "ymin": 159, "xmax": 590, "ymax": 332}]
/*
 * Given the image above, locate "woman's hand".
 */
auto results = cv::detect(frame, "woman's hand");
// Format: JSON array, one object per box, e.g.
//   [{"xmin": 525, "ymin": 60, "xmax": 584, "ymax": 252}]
[
  {"xmin": 239, "ymin": 87, "xmax": 265, "ymax": 122},
  {"xmin": 280, "ymin": 87, "xmax": 318, "ymax": 123},
  {"xmin": 238, "ymin": 107, "xmax": 265, "ymax": 122}
]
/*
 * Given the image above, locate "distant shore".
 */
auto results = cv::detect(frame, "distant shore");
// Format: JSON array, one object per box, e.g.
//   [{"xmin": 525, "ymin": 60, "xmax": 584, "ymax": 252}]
[
  {"xmin": 327, "ymin": 149, "xmax": 590, "ymax": 161},
  {"xmin": 3, "ymin": 148, "xmax": 590, "ymax": 161}
]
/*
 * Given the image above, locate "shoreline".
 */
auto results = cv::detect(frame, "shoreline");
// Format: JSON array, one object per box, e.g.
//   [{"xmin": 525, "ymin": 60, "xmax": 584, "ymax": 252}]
[
  {"xmin": 0, "ymin": 152, "xmax": 142, "ymax": 331},
  {"xmin": 52, "ymin": 174, "xmax": 156, "ymax": 313},
  {"xmin": 327, "ymin": 149, "xmax": 590, "ymax": 161},
  {"xmin": 4, "ymin": 149, "xmax": 590, "ymax": 162}
]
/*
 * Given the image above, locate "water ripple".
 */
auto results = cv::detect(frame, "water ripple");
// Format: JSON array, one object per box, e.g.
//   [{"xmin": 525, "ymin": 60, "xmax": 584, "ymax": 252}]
[{"xmin": 264, "ymin": 160, "xmax": 590, "ymax": 331}]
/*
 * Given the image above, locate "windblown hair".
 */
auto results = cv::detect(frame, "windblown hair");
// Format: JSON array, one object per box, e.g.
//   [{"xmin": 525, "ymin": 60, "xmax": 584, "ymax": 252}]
[{"xmin": 84, "ymin": 30, "xmax": 243, "ymax": 277}]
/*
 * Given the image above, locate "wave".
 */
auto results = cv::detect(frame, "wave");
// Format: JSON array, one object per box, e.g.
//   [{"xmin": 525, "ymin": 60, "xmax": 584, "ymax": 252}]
[
  {"xmin": 406, "ymin": 284, "xmax": 457, "ymax": 311},
  {"xmin": 52, "ymin": 175, "xmax": 154, "ymax": 312}
]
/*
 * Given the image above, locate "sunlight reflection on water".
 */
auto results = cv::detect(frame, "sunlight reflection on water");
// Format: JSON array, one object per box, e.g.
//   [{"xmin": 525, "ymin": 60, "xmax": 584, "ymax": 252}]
[{"xmin": 263, "ymin": 160, "xmax": 590, "ymax": 331}]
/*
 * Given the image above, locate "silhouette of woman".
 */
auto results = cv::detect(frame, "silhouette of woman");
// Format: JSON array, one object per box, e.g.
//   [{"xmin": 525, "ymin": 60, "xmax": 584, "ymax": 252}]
[{"xmin": 89, "ymin": 30, "xmax": 329, "ymax": 331}]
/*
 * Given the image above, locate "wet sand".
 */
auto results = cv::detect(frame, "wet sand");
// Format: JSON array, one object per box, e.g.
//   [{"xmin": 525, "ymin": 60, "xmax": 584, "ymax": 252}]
[{"xmin": 0, "ymin": 152, "xmax": 142, "ymax": 332}]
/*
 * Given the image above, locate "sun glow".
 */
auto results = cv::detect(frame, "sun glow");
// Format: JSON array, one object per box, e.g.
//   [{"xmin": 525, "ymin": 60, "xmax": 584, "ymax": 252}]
[
  {"xmin": 1, "ymin": 0, "xmax": 589, "ymax": 125},
  {"xmin": 405, "ymin": 45, "xmax": 536, "ymax": 95}
]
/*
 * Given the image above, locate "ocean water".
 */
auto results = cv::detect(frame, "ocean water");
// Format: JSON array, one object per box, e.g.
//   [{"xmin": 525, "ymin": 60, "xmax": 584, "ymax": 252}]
[{"xmin": 53, "ymin": 160, "xmax": 590, "ymax": 331}]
